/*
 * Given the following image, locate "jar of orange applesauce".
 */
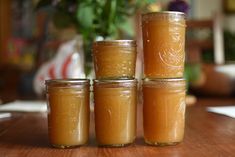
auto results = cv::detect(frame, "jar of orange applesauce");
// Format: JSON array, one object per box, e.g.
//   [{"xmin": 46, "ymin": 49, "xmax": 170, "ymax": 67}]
[
  {"xmin": 142, "ymin": 11, "xmax": 186, "ymax": 78},
  {"xmin": 142, "ymin": 78, "xmax": 186, "ymax": 146},
  {"xmin": 93, "ymin": 79, "xmax": 137, "ymax": 147},
  {"xmin": 93, "ymin": 40, "xmax": 137, "ymax": 79},
  {"xmin": 46, "ymin": 79, "xmax": 90, "ymax": 148}
]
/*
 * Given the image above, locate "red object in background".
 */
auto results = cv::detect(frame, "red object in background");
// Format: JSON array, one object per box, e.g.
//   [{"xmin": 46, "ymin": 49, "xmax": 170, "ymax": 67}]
[
  {"xmin": 61, "ymin": 54, "xmax": 73, "ymax": 78},
  {"xmin": 33, "ymin": 36, "xmax": 86, "ymax": 95}
]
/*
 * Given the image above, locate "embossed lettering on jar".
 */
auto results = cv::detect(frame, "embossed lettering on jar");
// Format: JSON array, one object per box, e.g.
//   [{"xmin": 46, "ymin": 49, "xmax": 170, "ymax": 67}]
[
  {"xmin": 94, "ymin": 79, "xmax": 137, "ymax": 147},
  {"xmin": 93, "ymin": 40, "xmax": 137, "ymax": 79},
  {"xmin": 142, "ymin": 11, "xmax": 186, "ymax": 78}
]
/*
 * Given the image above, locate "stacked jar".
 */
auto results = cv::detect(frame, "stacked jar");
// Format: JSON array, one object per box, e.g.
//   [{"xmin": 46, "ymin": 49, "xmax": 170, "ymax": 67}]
[
  {"xmin": 141, "ymin": 11, "xmax": 187, "ymax": 146},
  {"xmin": 92, "ymin": 40, "xmax": 138, "ymax": 147}
]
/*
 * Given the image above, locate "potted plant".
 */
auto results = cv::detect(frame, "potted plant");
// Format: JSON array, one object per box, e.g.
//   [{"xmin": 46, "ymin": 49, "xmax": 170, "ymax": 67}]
[{"xmin": 36, "ymin": 0, "xmax": 153, "ymax": 74}]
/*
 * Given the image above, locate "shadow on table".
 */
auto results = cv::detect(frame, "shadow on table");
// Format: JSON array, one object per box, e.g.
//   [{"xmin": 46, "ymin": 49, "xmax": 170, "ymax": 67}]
[
  {"xmin": 0, "ymin": 113, "xmax": 50, "ymax": 149},
  {"xmin": 88, "ymin": 137, "xmax": 147, "ymax": 148},
  {"xmin": 0, "ymin": 130, "xmax": 50, "ymax": 148}
]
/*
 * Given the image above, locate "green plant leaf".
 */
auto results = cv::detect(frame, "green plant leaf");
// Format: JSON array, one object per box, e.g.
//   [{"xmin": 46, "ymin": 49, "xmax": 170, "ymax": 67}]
[
  {"xmin": 118, "ymin": 18, "xmax": 134, "ymax": 37},
  {"xmin": 145, "ymin": 0, "xmax": 157, "ymax": 4},
  {"xmin": 76, "ymin": 3, "xmax": 95, "ymax": 29}
]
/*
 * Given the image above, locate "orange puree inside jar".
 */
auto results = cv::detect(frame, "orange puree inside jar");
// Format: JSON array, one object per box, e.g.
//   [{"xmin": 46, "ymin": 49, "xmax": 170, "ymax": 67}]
[
  {"xmin": 143, "ymin": 78, "xmax": 186, "ymax": 146},
  {"xmin": 93, "ymin": 40, "xmax": 137, "ymax": 79},
  {"xmin": 94, "ymin": 79, "xmax": 137, "ymax": 147},
  {"xmin": 142, "ymin": 11, "xmax": 186, "ymax": 78},
  {"xmin": 46, "ymin": 79, "xmax": 90, "ymax": 148}
]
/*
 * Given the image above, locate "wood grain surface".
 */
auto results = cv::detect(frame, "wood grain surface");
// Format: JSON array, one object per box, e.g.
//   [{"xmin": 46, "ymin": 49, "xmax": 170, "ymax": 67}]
[{"xmin": 0, "ymin": 98, "xmax": 235, "ymax": 157}]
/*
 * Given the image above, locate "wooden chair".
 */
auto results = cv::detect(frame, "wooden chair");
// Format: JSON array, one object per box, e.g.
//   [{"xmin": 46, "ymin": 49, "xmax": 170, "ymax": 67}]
[
  {"xmin": 186, "ymin": 13, "xmax": 235, "ymax": 96},
  {"xmin": 186, "ymin": 13, "xmax": 224, "ymax": 64}
]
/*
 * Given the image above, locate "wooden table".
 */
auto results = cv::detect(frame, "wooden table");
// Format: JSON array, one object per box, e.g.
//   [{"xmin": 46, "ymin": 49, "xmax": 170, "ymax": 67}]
[{"xmin": 0, "ymin": 98, "xmax": 235, "ymax": 157}]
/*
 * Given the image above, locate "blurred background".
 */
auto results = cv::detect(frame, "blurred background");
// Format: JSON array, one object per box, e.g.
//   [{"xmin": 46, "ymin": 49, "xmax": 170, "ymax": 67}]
[{"xmin": 1, "ymin": 0, "xmax": 235, "ymax": 104}]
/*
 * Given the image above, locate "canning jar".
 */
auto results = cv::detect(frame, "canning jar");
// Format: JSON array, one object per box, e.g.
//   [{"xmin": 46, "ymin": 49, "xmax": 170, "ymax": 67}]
[
  {"xmin": 142, "ymin": 78, "xmax": 186, "ymax": 146},
  {"xmin": 93, "ymin": 40, "xmax": 137, "ymax": 79},
  {"xmin": 46, "ymin": 79, "xmax": 90, "ymax": 148},
  {"xmin": 142, "ymin": 11, "xmax": 186, "ymax": 78},
  {"xmin": 93, "ymin": 79, "xmax": 137, "ymax": 146}
]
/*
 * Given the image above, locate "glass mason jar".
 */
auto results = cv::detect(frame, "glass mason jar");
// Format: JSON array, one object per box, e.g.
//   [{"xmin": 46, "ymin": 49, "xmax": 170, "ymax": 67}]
[
  {"xmin": 142, "ymin": 78, "xmax": 186, "ymax": 146},
  {"xmin": 45, "ymin": 79, "xmax": 90, "ymax": 148},
  {"xmin": 93, "ymin": 40, "xmax": 137, "ymax": 79},
  {"xmin": 93, "ymin": 79, "xmax": 137, "ymax": 147},
  {"xmin": 142, "ymin": 11, "xmax": 186, "ymax": 78}
]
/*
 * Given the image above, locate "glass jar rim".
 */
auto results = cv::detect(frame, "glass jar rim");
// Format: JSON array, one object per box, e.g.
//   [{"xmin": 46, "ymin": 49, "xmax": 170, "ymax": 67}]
[
  {"xmin": 94, "ymin": 79, "xmax": 137, "ymax": 88},
  {"xmin": 142, "ymin": 11, "xmax": 186, "ymax": 24},
  {"xmin": 142, "ymin": 11, "xmax": 185, "ymax": 17},
  {"xmin": 45, "ymin": 79, "xmax": 89, "ymax": 86},
  {"xmin": 94, "ymin": 79, "xmax": 137, "ymax": 84},
  {"xmin": 143, "ymin": 78, "xmax": 185, "ymax": 82},
  {"xmin": 93, "ymin": 40, "xmax": 136, "ymax": 47},
  {"xmin": 142, "ymin": 78, "xmax": 186, "ymax": 88}
]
